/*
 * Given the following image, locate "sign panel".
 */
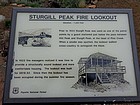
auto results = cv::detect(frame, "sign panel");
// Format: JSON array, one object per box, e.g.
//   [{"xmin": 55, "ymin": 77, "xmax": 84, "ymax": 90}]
[{"xmin": 3, "ymin": 8, "xmax": 140, "ymax": 104}]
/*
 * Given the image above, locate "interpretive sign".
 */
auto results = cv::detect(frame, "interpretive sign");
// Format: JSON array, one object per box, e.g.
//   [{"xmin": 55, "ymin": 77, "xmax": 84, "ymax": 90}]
[{"xmin": 3, "ymin": 8, "xmax": 140, "ymax": 104}]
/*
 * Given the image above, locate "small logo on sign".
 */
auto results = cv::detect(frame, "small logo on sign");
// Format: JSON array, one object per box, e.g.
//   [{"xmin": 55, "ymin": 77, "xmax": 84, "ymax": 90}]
[{"xmin": 12, "ymin": 87, "xmax": 19, "ymax": 94}]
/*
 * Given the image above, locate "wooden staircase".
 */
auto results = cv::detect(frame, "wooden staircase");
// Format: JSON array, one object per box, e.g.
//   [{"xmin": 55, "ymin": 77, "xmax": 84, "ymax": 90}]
[{"xmin": 97, "ymin": 73, "xmax": 111, "ymax": 83}]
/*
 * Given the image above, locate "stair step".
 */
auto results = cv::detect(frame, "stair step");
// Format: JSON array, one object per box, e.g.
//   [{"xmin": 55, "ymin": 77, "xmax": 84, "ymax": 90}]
[{"xmin": 98, "ymin": 73, "xmax": 111, "ymax": 83}]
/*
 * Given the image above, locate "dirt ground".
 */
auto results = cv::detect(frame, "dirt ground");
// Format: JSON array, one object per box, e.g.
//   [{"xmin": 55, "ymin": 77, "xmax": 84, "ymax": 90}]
[
  {"xmin": 0, "ymin": 56, "xmax": 5, "ymax": 105},
  {"xmin": 0, "ymin": 0, "xmax": 140, "ymax": 105},
  {"xmin": 0, "ymin": 5, "xmax": 12, "ymax": 105}
]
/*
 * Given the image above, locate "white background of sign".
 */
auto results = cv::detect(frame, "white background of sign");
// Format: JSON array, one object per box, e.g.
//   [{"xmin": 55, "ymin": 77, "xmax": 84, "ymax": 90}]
[{"xmin": 9, "ymin": 13, "xmax": 137, "ymax": 98}]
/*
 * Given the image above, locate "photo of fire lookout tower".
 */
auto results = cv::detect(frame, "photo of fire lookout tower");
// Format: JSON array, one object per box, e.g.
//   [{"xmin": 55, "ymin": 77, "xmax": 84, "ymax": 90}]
[{"xmin": 78, "ymin": 52, "xmax": 126, "ymax": 85}]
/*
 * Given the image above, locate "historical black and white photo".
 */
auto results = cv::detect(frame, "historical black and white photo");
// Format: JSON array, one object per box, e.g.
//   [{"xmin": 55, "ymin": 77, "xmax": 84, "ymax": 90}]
[{"xmin": 18, "ymin": 29, "xmax": 52, "ymax": 47}]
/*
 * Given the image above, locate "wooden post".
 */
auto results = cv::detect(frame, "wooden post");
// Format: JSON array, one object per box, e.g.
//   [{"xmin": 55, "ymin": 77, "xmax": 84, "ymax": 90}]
[{"xmin": 86, "ymin": 73, "xmax": 87, "ymax": 89}]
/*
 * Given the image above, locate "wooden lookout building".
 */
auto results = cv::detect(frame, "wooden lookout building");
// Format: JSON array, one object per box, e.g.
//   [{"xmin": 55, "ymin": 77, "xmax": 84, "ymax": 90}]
[{"xmin": 78, "ymin": 52, "xmax": 126, "ymax": 84}]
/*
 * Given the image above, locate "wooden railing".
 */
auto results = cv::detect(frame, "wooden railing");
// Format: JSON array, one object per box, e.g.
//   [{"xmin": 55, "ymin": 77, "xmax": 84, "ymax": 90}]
[{"xmin": 79, "ymin": 66, "xmax": 126, "ymax": 76}]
